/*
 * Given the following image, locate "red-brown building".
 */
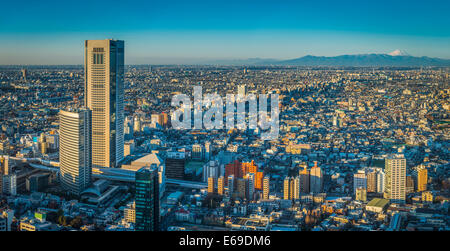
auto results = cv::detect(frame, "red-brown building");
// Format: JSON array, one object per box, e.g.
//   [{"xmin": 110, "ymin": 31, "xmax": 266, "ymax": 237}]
[{"xmin": 225, "ymin": 160, "xmax": 263, "ymax": 190}]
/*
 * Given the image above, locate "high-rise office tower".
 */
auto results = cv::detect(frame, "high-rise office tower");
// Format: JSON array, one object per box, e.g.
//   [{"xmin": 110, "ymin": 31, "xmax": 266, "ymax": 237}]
[
  {"xmin": 59, "ymin": 109, "xmax": 92, "ymax": 195},
  {"xmin": 135, "ymin": 166, "xmax": 159, "ymax": 231},
  {"xmin": 384, "ymin": 155, "xmax": 406, "ymax": 204},
  {"xmin": 310, "ymin": 162, "xmax": 323, "ymax": 194},
  {"xmin": 299, "ymin": 165, "xmax": 310, "ymax": 194},
  {"xmin": 84, "ymin": 39, "xmax": 124, "ymax": 168},
  {"xmin": 262, "ymin": 176, "xmax": 270, "ymax": 200},
  {"xmin": 417, "ymin": 167, "xmax": 428, "ymax": 192}
]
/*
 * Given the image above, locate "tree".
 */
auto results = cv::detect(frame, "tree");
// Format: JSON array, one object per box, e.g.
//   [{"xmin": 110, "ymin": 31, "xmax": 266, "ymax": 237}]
[{"xmin": 70, "ymin": 217, "xmax": 83, "ymax": 229}]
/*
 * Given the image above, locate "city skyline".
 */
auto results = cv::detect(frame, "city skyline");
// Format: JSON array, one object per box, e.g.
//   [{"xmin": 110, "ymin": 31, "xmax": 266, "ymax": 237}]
[
  {"xmin": 0, "ymin": 0, "xmax": 449, "ymax": 236},
  {"xmin": 1, "ymin": 0, "xmax": 450, "ymax": 64}
]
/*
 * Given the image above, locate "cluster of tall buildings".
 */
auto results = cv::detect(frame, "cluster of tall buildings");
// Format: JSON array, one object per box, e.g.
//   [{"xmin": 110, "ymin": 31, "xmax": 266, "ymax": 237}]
[
  {"xmin": 207, "ymin": 160, "xmax": 267, "ymax": 201},
  {"xmin": 284, "ymin": 161, "xmax": 323, "ymax": 200},
  {"xmin": 348, "ymin": 155, "xmax": 415, "ymax": 204},
  {"xmin": 57, "ymin": 39, "xmax": 159, "ymax": 230},
  {"xmin": 59, "ymin": 39, "xmax": 124, "ymax": 195}
]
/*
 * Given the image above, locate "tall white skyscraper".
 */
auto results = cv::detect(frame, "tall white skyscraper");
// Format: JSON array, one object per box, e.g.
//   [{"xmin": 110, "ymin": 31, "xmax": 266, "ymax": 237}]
[
  {"xmin": 85, "ymin": 39, "xmax": 124, "ymax": 168},
  {"xmin": 384, "ymin": 155, "xmax": 406, "ymax": 204},
  {"xmin": 59, "ymin": 109, "xmax": 92, "ymax": 195}
]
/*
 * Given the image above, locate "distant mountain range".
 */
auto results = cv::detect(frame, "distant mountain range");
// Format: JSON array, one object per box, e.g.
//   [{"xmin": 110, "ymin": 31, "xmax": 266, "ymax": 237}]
[{"xmin": 212, "ymin": 51, "xmax": 450, "ymax": 67}]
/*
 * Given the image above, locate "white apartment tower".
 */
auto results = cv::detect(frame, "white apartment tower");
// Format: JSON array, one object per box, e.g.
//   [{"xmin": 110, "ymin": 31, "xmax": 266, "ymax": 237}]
[
  {"xmin": 59, "ymin": 109, "xmax": 92, "ymax": 195},
  {"xmin": 384, "ymin": 155, "xmax": 406, "ymax": 204},
  {"xmin": 85, "ymin": 39, "xmax": 124, "ymax": 168}
]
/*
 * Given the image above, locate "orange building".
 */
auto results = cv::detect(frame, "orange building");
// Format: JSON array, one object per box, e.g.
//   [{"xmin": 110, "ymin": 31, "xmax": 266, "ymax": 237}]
[{"xmin": 225, "ymin": 160, "xmax": 263, "ymax": 190}]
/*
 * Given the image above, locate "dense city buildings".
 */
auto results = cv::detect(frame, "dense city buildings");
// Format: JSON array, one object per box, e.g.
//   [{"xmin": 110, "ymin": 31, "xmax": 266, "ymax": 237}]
[{"xmin": 0, "ymin": 50, "xmax": 449, "ymax": 232}]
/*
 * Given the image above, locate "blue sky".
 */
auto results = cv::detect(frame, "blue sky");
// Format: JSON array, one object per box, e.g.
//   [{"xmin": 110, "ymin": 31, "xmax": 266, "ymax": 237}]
[{"xmin": 1, "ymin": 0, "xmax": 449, "ymax": 64}]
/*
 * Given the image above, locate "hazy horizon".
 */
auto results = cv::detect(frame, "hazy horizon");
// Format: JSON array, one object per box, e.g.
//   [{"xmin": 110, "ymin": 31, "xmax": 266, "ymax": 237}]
[{"xmin": 1, "ymin": 0, "xmax": 450, "ymax": 64}]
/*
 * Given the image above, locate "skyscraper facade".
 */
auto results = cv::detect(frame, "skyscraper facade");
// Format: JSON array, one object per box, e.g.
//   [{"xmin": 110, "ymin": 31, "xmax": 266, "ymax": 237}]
[
  {"xmin": 310, "ymin": 162, "xmax": 323, "ymax": 194},
  {"xmin": 208, "ymin": 176, "xmax": 216, "ymax": 194},
  {"xmin": 217, "ymin": 176, "xmax": 224, "ymax": 195},
  {"xmin": 299, "ymin": 166, "xmax": 310, "ymax": 194},
  {"xmin": 283, "ymin": 176, "xmax": 296, "ymax": 200},
  {"xmin": 246, "ymin": 173, "xmax": 255, "ymax": 200},
  {"xmin": 353, "ymin": 171, "xmax": 367, "ymax": 195},
  {"xmin": 262, "ymin": 176, "xmax": 270, "ymax": 200},
  {"xmin": 293, "ymin": 176, "xmax": 300, "ymax": 200},
  {"xmin": 384, "ymin": 155, "xmax": 406, "ymax": 204},
  {"xmin": 84, "ymin": 39, "xmax": 124, "ymax": 168},
  {"xmin": 283, "ymin": 177, "xmax": 290, "ymax": 200},
  {"xmin": 227, "ymin": 175, "xmax": 234, "ymax": 195},
  {"xmin": 224, "ymin": 160, "xmax": 263, "ymax": 190},
  {"xmin": 367, "ymin": 171, "xmax": 377, "ymax": 193},
  {"xmin": 377, "ymin": 170, "xmax": 385, "ymax": 193},
  {"xmin": 417, "ymin": 168, "xmax": 428, "ymax": 192},
  {"xmin": 59, "ymin": 109, "xmax": 92, "ymax": 195},
  {"xmin": 135, "ymin": 166, "xmax": 159, "ymax": 231}
]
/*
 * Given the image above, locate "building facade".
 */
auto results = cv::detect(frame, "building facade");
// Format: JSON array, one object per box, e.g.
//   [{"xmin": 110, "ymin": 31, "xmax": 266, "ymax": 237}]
[
  {"xmin": 384, "ymin": 155, "xmax": 406, "ymax": 204},
  {"xmin": 84, "ymin": 39, "xmax": 124, "ymax": 168},
  {"xmin": 310, "ymin": 162, "xmax": 323, "ymax": 194},
  {"xmin": 417, "ymin": 168, "xmax": 428, "ymax": 192},
  {"xmin": 59, "ymin": 109, "xmax": 92, "ymax": 195},
  {"xmin": 135, "ymin": 166, "xmax": 159, "ymax": 231}
]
